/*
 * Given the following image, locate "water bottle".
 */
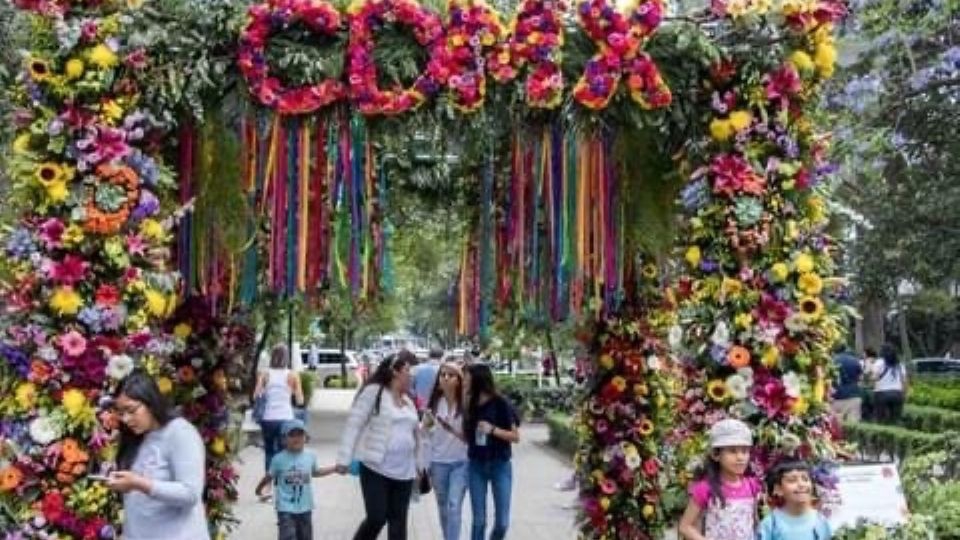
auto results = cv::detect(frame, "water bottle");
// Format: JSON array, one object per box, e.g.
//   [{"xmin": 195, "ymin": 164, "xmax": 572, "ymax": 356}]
[{"xmin": 475, "ymin": 425, "xmax": 488, "ymax": 446}]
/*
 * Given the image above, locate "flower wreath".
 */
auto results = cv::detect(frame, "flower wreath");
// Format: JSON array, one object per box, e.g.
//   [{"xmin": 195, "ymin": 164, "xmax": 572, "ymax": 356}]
[
  {"xmin": 440, "ymin": 0, "xmax": 506, "ymax": 113},
  {"xmin": 83, "ymin": 163, "xmax": 140, "ymax": 234},
  {"xmin": 346, "ymin": 0, "xmax": 445, "ymax": 115},
  {"xmin": 239, "ymin": 0, "xmax": 347, "ymax": 115},
  {"xmin": 572, "ymin": 0, "xmax": 671, "ymax": 110}
]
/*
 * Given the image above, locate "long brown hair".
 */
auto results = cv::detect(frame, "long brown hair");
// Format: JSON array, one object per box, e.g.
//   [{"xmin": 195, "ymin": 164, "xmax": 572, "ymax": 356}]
[{"xmin": 427, "ymin": 362, "xmax": 463, "ymax": 417}]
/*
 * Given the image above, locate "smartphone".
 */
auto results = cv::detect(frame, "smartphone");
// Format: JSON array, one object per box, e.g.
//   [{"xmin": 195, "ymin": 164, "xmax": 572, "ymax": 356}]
[{"xmin": 87, "ymin": 474, "xmax": 111, "ymax": 482}]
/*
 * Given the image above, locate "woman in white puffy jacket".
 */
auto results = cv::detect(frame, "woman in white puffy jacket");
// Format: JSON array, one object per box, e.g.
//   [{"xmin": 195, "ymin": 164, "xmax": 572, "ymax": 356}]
[{"xmin": 336, "ymin": 350, "xmax": 424, "ymax": 540}]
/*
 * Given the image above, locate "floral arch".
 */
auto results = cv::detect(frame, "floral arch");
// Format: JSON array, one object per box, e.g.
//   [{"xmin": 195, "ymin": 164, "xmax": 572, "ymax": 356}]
[{"xmin": 0, "ymin": 0, "xmax": 848, "ymax": 537}]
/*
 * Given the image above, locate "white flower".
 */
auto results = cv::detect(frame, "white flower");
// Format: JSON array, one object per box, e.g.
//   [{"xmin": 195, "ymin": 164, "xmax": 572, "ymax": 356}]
[
  {"xmin": 726, "ymin": 374, "xmax": 750, "ymax": 400},
  {"xmin": 784, "ymin": 313, "xmax": 807, "ymax": 333},
  {"xmin": 710, "ymin": 322, "xmax": 731, "ymax": 346},
  {"xmin": 781, "ymin": 432, "xmax": 802, "ymax": 452},
  {"xmin": 783, "ymin": 371, "xmax": 803, "ymax": 398},
  {"xmin": 668, "ymin": 325, "xmax": 683, "ymax": 349},
  {"xmin": 29, "ymin": 416, "xmax": 62, "ymax": 445},
  {"xmin": 37, "ymin": 346, "xmax": 58, "ymax": 362},
  {"xmin": 647, "ymin": 355, "xmax": 661, "ymax": 371},
  {"xmin": 107, "ymin": 354, "xmax": 135, "ymax": 380},
  {"xmin": 625, "ymin": 453, "xmax": 642, "ymax": 470}
]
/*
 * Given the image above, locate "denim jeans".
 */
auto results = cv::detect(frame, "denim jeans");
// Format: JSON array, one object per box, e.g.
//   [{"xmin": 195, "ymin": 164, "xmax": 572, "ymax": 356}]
[
  {"xmin": 431, "ymin": 461, "xmax": 468, "ymax": 540},
  {"xmin": 260, "ymin": 420, "xmax": 285, "ymax": 471},
  {"xmin": 277, "ymin": 511, "xmax": 312, "ymax": 540},
  {"xmin": 468, "ymin": 460, "xmax": 512, "ymax": 540}
]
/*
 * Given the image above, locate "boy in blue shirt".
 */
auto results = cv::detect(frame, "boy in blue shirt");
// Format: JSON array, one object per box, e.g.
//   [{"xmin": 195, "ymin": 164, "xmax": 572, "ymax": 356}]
[
  {"xmin": 759, "ymin": 460, "xmax": 832, "ymax": 540},
  {"xmin": 256, "ymin": 419, "xmax": 334, "ymax": 540}
]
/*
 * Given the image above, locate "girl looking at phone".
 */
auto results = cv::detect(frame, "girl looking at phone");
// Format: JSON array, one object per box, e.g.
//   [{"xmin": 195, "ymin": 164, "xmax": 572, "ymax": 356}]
[{"xmin": 424, "ymin": 362, "xmax": 469, "ymax": 540}]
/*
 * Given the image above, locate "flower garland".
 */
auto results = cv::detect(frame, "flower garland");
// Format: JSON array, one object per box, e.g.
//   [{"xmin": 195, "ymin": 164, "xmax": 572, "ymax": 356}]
[
  {"xmin": 576, "ymin": 262, "xmax": 676, "ymax": 540},
  {"xmin": 672, "ymin": 0, "xmax": 847, "ymax": 488},
  {"xmin": 572, "ymin": 0, "xmax": 672, "ymax": 110},
  {"xmin": 238, "ymin": 0, "xmax": 347, "ymax": 115},
  {"xmin": 436, "ymin": 0, "xmax": 506, "ymax": 112},
  {"xmin": 346, "ymin": 0, "xmax": 446, "ymax": 115},
  {"xmin": 0, "ymin": 8, "xmax": 241, "ymax": 540},
  {"xmin": 485, "ymin": 0, "xmax": 566, "ymax": 108}
]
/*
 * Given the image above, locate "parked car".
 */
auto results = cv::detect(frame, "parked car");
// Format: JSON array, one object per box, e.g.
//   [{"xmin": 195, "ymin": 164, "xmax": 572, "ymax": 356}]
[
  {"xmin": 910, "ymin": 357, "xmax": 960, "ymax": 376},
  {"xmin": 300, "ymin": 348, "xmax": 361, "ymax": 387}
]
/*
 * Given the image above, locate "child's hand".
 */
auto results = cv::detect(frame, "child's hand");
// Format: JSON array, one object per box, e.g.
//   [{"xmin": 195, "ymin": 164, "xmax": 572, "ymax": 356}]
[{"xmin": 314, "ymin": 465, "xmax": 336, "ymax": 477}]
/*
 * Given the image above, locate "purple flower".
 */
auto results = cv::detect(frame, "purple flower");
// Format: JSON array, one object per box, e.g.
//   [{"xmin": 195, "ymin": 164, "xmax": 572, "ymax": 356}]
[
  {"xmin": 5, "ymin": 228, "xmax": 36, "ymax": 258},
  {"xmin": 0, "ymin": 343, "xmax": 30, "ymax": 377},
  {"xmin": 131, "ymin": 190, "xmax": 160, "ymax": 221}
]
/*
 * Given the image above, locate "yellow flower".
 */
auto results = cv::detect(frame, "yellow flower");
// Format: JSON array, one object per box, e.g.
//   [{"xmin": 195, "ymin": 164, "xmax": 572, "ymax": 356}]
[
  {"xmin": 633, "ymin": 383, "xmax": 649, "ymax": 396},
  {"xmin": 13, "ymin": 133, "xmax": 32, "ymax": 154},
  {"xmin": 43, "ymin": 180, "xmax": 69, "ymax": 203},
  {"xmin": 62, "ymin": 224, "xmax": 86, "ymax": 247},
  {"xmin": 798, "ymin": 296, "xmax": 824, "ymax": 320},
  {"xmin": 598, "ymin": 354, "xmax": 614, "ymax": 370},
  {"xmin": 728, "ymin": 110, "xmax": 753, "ymax": 132},
  {"xmin": 709, "ymin": 118, "xmax": 734, "ymax": 142},
  {"xmin": 101, "ymin": 100, "xmax": 124, "ymax": 124},
  {"xmin": 789, "ymin": 50, "xmax": 815, "ymax": 73},
  {"xmin": 88, "ymin": 44, "xmax": 119, "ymax": 70},
  {"xmin": 761, "ymin": 346, "xmax": 780, "ymax": 368},
  {"xmin": 806, "ymin": 195, "xmax": 827, "ymax": 223},
  {"xmin": 65, "ymin": 58, "xmax": 85, "ymax": 80},
  {"xmin": 814, "ymin": 42, "xmax": 837, "ymax": 78},
  {"xmin": 812, "ymin": 377, "xmax": 826, "ymax": 404},
  {"xmin": 791, "ymin": 396, "xmax": 809, "ymax": 415},
  {"xmin": 770, "ymin": 262, "xmax": 790, "ymax": 282},
  {"xmin": 50, "ymin": 287, "xmax": 83, "ymax": 316},
  {"xmin": 156, "ymin": 377, "xmax": 173, "ymax": 394},
  {"xmin": 642, "ymin": 504, "xmax": 656, "ymax": 519},
  {"xmin": 720, "ymin": 277, "xmax": 743, "ymax": 299},
  {"xmin": 797, "ymin": 273, "xmax": 823, "ymax": 295},
  {"xmin": 642, "ymin": 263, "xmax": 658, "ymax": 279},
  {"xmin": 600, "ymin": 497, "xmax": 610, "ymax": 511},
  {"xmin": 27, "ymin": 57, "xmax": 52, "ymax": 81},
  {"xmin": 210, "ymin": 437, "xmax": 226, "ymax": 456},
  {"xmin": 15, "ymin": 382, "xmax": 37, "ymax": 410},
  {"xmin": 62, "ymin": 388, "xmax": 88, "ymax": 417},
  {"xmin": 139, "ymin": 219, "xmax": 167, "ymax": 242},
  {"xmin": 144, "ymin": 289, "xmax": 173, "ymax": 318},
  {"xmin": 706, "ymin": 380, "xmax": 729, "ymax": 402},
  {"xmin": 173, "ymin": 323, "xmax": 192, "ymax": 339},
  {"xmin": 685, "ymin": 246, "xmax": 701, "ymax": 267},
  {"xmin": 794, "ymin": 253, "xmax": 815, "ymax": 274},
  {"xmin": 734, "ymin": 312, "xmax": 753, "ymax": 329},
  {"xmin": 36, "ymin": 162, "xmax": 66, "ymax": 184}
]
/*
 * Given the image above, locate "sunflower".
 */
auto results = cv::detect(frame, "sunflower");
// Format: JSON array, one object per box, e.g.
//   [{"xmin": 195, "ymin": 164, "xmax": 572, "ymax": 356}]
[
  {"xmin": 35, "ymin": 162, "xmax": 65, "ymax": 184},
  {"xmin": 642, "ymin": 263, "xmax": 658, "ymax": 279},
  {"xmin": 636, "ymin": 418, "xmax": 655, "ymax": 436},
  {"xmin": 798, "ymin": 295, "xmax": 824, "ymax": 320},
  {"xmin": 27, "ymin": 57, "xmax": 51, "ymax": 81},
  {"xmin": 706, "ymin": 379, "xmax": 729, "ymax": 402}
]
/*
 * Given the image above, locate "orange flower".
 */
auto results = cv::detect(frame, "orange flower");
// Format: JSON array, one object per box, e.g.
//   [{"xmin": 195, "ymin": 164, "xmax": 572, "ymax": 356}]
[
  {"xmin": 178, "ymin": 365, "xmax": 196, "ymax": 384},
  {"xmin": 61, "ymin": 438, "xmax": 88, "ymax": 463},
  {"xmin": 727, "ymin": 345, "xmax": 752, "ymax": 368},
  {"xmin": 0, "ymin": 466, "xmax": 23, "ymax": 492},
  {"xmin": 83, "ymin": 164, "xmax": 140, "ymax": 234}
]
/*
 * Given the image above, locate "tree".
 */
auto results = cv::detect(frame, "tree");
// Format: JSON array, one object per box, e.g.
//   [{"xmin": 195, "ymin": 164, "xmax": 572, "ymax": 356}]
[{"xmin": 826, "ymin": 0, "xmax": 960, "ymax": 353}]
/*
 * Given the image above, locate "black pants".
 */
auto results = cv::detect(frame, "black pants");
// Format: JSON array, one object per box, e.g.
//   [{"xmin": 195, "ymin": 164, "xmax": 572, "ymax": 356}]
[
  {"xmin": 873, "ymin": 390, "xmax": 905, "ymax": 423},
  {"xmin": 354, "ymin": 463, "xmax": 414, "ymax": 540},
  {"xmin": 278, "ymin": 511, "xmax": 312, "ymax": 540}
]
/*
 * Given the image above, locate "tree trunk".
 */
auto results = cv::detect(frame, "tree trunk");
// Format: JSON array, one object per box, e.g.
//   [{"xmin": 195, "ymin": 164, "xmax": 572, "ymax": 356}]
[
  {"xmin": 856, "ymin": 295, "xmax": 887, "ymax": 354},
  {"xmin": 545, "ymin": 328, "xmax": 561, "ymax": 387},
  {"xmin": 897, "ymin": 295, "xmax": 913, "ymax": 361},
  {"xmin": 339, "ymin": 328, "xmax": 348, "ymax": 382}
]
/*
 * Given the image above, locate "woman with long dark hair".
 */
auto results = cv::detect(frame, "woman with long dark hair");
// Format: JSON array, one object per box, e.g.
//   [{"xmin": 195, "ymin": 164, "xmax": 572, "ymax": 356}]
[
  {"xmin": 336, "ymin": 350, "xmax": 422, "ymax": 540},
  {"xmin": 254, "ymin": 344, "xmax": 305, "ymax": 474},
  {"xmin": 871, "ymin": 344, "xmax": 908, "ymax": 422},
  {"xmin": 424, "ymin": 361, "xmax": 469, "ymax": 540},
  {"xmin": 464, "ymin": 363, "xmax": 520, "ymax": 540},
  {"xmin": 106, "ymin": 369, "xmax": 209, "ymax": 540}
]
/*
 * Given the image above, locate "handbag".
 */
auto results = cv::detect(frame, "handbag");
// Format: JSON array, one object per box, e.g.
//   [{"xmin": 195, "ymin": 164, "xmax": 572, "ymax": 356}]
[
  {"xmin": 252, "ymin": 394, "xmax": 267, "ymax": 423},
  {"xmin": 418, "ymin": 471, "xmax": 432, "ymax": 495}
]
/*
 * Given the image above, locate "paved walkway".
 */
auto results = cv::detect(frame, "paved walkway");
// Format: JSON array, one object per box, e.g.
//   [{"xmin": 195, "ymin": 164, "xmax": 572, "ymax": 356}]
[{"xmin": 231, "ymin": 390, "xmax": 579, "ymax": 539}]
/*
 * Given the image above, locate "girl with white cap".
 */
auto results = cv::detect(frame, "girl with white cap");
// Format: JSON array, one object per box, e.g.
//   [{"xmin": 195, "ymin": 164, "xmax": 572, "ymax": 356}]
[{"xmin": 678, "ymin": 418, "xmax": 762, "ymax": 540}]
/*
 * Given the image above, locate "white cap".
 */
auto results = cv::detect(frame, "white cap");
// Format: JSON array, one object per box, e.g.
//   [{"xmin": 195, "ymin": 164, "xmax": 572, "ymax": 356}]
[{"xmin": 709, "ymin": 418, "xmax": 753, "ymax": 448}]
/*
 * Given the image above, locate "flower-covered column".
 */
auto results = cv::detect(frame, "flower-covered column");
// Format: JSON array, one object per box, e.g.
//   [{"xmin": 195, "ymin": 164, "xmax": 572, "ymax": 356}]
[
  {"xmin": 673, "ymin": 0, "xmax": 848, "ymax": 483},
  {"xmin": 0, "ymin": 3, "xmax": 206, "ymax": 538}
]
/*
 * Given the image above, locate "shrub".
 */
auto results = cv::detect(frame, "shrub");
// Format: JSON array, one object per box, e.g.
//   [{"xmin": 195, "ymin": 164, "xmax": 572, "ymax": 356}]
[
  {"xmin": 842, "ymin": 422, "xmax": 955, "ymax": 461},
  {"xmin": 546, "ymin": 413, "xmax": 577, "ymax": 458},
  {"xmin": 299, "ymin": 371, "xmax": 317, "ymax": 403},
  {"xmin": 907, "ymin": 379, "xmax": 960, "ymax": 411},
  {"xmin": 900, "ymin": 404, "xmax": 960, "ymax": 433},
  {"xmin": 323, "ymin": 375, "xmax": 358, "ymax": 389}
]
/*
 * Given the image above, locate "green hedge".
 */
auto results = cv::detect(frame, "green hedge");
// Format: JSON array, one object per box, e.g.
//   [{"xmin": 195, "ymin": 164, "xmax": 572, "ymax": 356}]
[
  {"xmin": 843, "ymin": 421, "xmax": 956, "ymax": 460},
  {"xmin": 907, "ymin": 379, "xmax": 960, "ymax": 411},
  {"xmin": 299, "ymin": 371, "xmax": 317, "ymax": 404},
  {"xmin": 546, "ymin": 414, "xmax": 577, "ymax": 458},
  {"xmin": 900, "ymin": 404, "xmax": 960, "ymax": 433}
]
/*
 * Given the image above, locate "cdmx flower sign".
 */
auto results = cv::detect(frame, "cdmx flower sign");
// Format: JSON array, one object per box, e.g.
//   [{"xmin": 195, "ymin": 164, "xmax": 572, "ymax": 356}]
[{"xmin": 238, "ymin": 0, "xmax": 672, "ymax": 115}]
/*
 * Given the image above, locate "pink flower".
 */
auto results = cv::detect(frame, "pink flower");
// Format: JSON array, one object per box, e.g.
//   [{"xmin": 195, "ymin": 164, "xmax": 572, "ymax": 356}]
[
  {"xmin": 58, "ymin": 330, "xmax": 88, "ymax": 357},
  {"xmin": 38, "ymin": 219, "xmax": 65, "ymax": 249},
  {"xmin": 50, "ymin": 255, "xmax": 89, "ymax": 286},
  {"xmin": 126, "ymin": 234, "xmax": 147, "ymax": 256},
  {"xmin": 765, "ymin": 65, "xmax": 801, "ymax": 102}
]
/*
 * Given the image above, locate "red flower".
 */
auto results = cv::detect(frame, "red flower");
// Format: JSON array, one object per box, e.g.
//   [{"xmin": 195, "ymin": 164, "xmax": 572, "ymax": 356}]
[
  {"xmin": 765, "ymin": 65, "xmax": 801, "ymax": 102},
  {"xmin": 95, "ymin": 284, "xmax": 121, "ymax": 307},
  {"xmin": 642, "ymin": 458, "xmax": 659, "ymax": 477},
  {"xmin": 40, "ymin": 490, "xmax": 66, "ymax": 522},
  {"xmin": 50, "ymin": 255, "xmax": 89, "ymax": 286},
  {"xmin": 710, "ymin": 154, "xmax": 765, "ymax": 197}
]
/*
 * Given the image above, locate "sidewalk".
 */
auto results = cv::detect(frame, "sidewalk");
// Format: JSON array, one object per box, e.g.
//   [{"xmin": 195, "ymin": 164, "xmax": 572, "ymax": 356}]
[{"xmin": 230, "ymin": 390, "xmax": 579, "ymax": 539}]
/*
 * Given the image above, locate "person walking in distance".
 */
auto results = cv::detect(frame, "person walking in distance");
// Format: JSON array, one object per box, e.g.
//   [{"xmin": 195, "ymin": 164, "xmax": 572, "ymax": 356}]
[
  {"xmin": 464, "ymin": 363, "xmax": 521, "ymax": 540},
  {"xmin": 423, "ymin": 361, "xmax": 469, "ymax": 540},
  {"xmin": 254, "ymin": 345, "xmax": 306, "ymax": 485},
  {"xmin": 871, "ymin": 344, "xmax": 908, "ymax": 423}
]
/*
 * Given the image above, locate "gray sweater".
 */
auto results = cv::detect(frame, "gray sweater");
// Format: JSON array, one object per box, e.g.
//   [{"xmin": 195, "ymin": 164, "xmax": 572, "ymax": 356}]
[{"xmin": 122, "ymin": 417, "xmax": 210, "ymax": 540}]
